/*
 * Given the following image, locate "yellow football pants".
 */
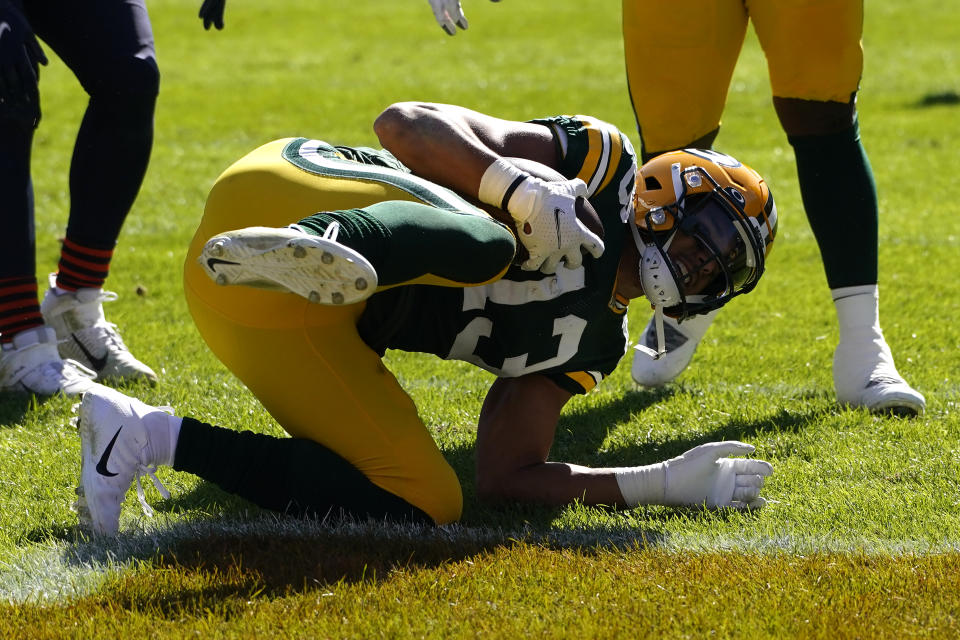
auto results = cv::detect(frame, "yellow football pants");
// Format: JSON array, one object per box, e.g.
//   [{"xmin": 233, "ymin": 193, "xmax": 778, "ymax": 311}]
[
  {"xmin": 183, "ymin": 139, "xmax": 464, "ymax": 524},
  {"xmin": 623, "ymin": 0, "xmax": 864, "ymax": 152}
]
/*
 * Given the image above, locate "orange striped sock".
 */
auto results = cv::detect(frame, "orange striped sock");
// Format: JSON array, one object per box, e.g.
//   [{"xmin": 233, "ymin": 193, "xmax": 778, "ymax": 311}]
[
  {"xmin": 56, "ymin": 237, "xmax": 114, "ymax": 291},
  {"xmin": 0, "ymin": 276, "xmax": 43, "ymax": 345}
]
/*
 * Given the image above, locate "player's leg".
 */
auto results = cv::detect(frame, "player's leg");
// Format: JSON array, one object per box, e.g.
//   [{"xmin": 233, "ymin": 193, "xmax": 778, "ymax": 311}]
[
  {"xmin": 623, "ymin": 0, "xmax": 747, "ymax": 161},
  {"xmin": 752, "ymin": 0, "xmax": 924, "ymax": 414},
  {"xmin": 27, "ymin": 0, "xmax": 158, "ymax": 383},
  {"xmin": 177, "ymin": 149, "xmax": 464, "ymax": 526},
  {"xmin": 623, "ymin": 0, "xmax": 747, "ymax": 385},
  {"xmin": 0, "ymin": 1, "xmax": 96, "ymax": 395},
  {"xmin": 75, "ymin": 381, "xmax": 436, "ymax": 536},
  {"xmin": 196, "ymin": 139, "xmax": 516, "ymax": 301},
  {"xmin": 294, "ymin": 200, "xmax": 517, "ymax": 289}
]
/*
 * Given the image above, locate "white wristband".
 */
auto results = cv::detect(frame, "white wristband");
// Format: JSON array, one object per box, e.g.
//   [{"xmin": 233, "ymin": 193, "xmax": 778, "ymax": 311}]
[
  {"xmin": 478, "ymin": 158, "xmax": 529, "ymax": 215},
  {"xmin": 613, "ymin": 463, "xmax": 666, "ymax": 507}
]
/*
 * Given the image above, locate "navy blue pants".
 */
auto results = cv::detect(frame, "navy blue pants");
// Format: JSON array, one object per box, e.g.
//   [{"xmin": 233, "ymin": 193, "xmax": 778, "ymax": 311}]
[{"xmin": 0, "ymin": 0, "xmax": 160, "ymax": 276}]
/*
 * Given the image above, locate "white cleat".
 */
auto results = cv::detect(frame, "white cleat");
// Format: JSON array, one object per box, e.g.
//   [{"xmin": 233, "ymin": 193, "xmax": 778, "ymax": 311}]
[
  {"xmin": 0, "ymin": 326, "xmax": 97, "ymax": 396},
  {"xmin": 631, "ymin": 309, "xmax": 719, "ymax": 387},
  {"xmin": 833, "ymin": 337, "xmax": 925, "ymax": 416},
  {"xmin": 199, "ymin": 223, "xmax": 377, "ymax": 306},
  {"xmin": 41, "ymin": 275, "xmax": 158, "ymax": 384},
  {"xmin": 74, "ymin": 384, "xmax": 172, "ymax": 536}
]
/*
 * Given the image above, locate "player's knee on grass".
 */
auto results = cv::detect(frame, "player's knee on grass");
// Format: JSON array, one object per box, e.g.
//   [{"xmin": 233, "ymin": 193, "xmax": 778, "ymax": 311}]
[{"xmin": 298, "ymin": 200, "xmax": 516, "ymax": 288}]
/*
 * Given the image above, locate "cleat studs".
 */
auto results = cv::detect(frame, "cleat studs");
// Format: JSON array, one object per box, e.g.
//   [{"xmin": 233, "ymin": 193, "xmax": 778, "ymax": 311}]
[
  {"xmin": 355, "ymin": 278, "xmax": 368, "ymax": 291},
  {"xmin": 308, "ymin": 291, "xmax": 322, "ymax": 304},
  {"xmin": 216, "ymin": 274, "xmax": 228, "ymax": 286},
  {"xmin": 293, "ymin": 245, "xmax": 307, "ymax": 258},
  {"xmin": 331, "ymin": 292, "xmax": 345, "ymax": 304},
  {"xmin": 321, "ymin": 252, "xmax": 334, "ymax": 265}
]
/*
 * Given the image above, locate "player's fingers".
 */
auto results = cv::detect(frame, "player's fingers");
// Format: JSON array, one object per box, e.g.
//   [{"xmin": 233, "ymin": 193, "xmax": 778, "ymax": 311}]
[
  {"xmin": 540, "ymin": 253, "xmax": 561, "ymax": 274},
  {"xmin": 563, "ymin": 249, "xmax": 583, "ymax": 270},
  {"xmin": 521, "ymin": 255, "xmax": 545, "ymax": 272},
  {"xmin": 27, "ymin": 40, "xmax": 48, "ymax": 67},
  {"xmin": 586, "ymin": 235, "xmax": 604, "ymax": 259},
  {"xmin": 729, "ymin": 458, "xmax": 773, "ymax": 477},
  {"xmin": 569, "ymin": 178, "xmax": 588, "ymax": 197},
  {"xmin": 707, "ymin": 441, "xmax": 755, "ymax": 459},
  {"xmin": 732, "ymin": 486, "xmax": 760, "ymax": 503},
  {"xmin": 431, "ymin": 3, "xmax": 458, "ymax": 34},
  {"xmin": 735, "ymin": 474, "xmax": 765, "ymax": 489},
  {"xmin": 449, "ymin": 0, "xmax": 468, "ymax": 29}
]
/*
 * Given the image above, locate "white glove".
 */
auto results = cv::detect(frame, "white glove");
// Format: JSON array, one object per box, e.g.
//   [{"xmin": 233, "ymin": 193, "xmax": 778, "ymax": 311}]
[
  {"xmin": 479, "ymin": 158, "xmax": 605, "ymax": 273},
  {"xmin": 428, "ymin": 0, "xmax": 501, "ymax": 35},
  {"xmin": 615, "ymin": 441, "xmax": 773, "ymax": 509},
  {"xmin": 428, "ymin": 0, "xmax": 467, "ymax": 34},
  {"xmin": 664, "ymin": 441, "xmax": 773, "ymax": 509}
]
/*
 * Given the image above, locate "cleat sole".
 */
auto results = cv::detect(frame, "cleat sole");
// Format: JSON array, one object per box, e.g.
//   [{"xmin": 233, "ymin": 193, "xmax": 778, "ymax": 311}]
[{"xmin": 198, "ymin": 227, "xmax": 378, "ymax": 306}]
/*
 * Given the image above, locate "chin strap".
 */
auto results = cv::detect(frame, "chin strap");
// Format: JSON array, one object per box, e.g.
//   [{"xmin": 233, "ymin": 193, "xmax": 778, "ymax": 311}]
[{"xmin": 634, "ymin": 304, "xmax": 666, "ymax": 360}]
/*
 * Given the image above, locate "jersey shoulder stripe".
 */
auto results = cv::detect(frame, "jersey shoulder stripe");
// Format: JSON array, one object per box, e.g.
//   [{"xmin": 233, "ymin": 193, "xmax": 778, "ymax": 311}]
[
  {"xmin": 576, "ymin": 116, "xmax": 626, "ymax": 196},
  {"xmin": 530, "ymin": 115, "xmax": 635, "ymax": 200}
]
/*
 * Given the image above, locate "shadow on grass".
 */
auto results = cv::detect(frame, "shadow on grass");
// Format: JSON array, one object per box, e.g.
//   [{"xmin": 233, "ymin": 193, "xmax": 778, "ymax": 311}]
[
  {"xmin": 916, "ymin": 90, "xmax": 960, "ymax": 107},
  {"xmin": 56, "ymin": 514, "xmax": 671, "ymax": 610},
  {"xmin": 0, "ymin": 392, "xmax": 44, "ymax": 427}
]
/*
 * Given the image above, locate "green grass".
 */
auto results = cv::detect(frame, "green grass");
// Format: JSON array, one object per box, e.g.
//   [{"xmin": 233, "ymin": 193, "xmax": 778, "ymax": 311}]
[{"xmin": 1, "ymin": 0, "xmax": 959, "ymax": 636}]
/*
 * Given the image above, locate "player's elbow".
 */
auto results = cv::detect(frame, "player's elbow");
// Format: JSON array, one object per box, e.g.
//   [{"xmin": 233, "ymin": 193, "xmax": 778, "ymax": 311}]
[
  {"xmin": 374, "ymin": 102, "xmax": 435, "ymax": 150},
  {"xmin": 476, "ymin": 467, "xmax": 526, "ymax": 505}
]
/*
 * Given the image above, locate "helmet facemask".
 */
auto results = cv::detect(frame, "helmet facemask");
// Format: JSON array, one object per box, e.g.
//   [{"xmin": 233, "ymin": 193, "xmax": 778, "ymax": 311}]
[{"xmin": 633, "ymin": 161, "xmax": 767, "ymax": 359}]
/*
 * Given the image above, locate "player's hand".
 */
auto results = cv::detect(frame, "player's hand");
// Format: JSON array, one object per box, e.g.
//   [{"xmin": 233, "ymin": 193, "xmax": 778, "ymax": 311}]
[
  {"xmin": 198, "ymin": 0, "xmax": 226, "ymax": 30},
  {"xmin": 663, "ymin": 441, "xmax": 773, "ymax": 509},
  {"xmin": 428, "ymin": 0, "xmax": 500, "ymax": 36},
  {"xmin": 508, "ymin": 176, "xmax": 604, "ymax": 273},
  {"xmin": 0, "ymin": 0, "xmax": 47, "ymax": 127}
]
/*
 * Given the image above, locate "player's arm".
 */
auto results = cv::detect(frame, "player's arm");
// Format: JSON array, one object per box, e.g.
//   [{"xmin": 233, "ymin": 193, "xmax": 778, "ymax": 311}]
[
  {"xmin": 476, "ymin": 375, "xmax": 627, "ymax": 506},
  {"xmin": 374, "ymin": 101, "xmax": 604, "ymax": 273},
  {"xmin": 373, "ymin": 101, "xmax": 557, "ymax": 193},
  {"xmin": 476, "ymin": 375, "xmax": 774, "ymax": 509}
]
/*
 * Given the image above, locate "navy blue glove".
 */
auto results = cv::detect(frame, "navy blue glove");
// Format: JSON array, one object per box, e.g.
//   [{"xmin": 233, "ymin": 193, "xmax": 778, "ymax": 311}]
[
  {"xmin": 0, "ymin": 0, "xmax": 48, "ymax": 127},
  {"xmin": 198, "ymin": 0, "xmax": 226, "ymax": 30}
]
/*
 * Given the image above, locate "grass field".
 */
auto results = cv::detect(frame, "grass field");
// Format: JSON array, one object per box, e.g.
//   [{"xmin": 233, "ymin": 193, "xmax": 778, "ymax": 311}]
[{"xmin": 1, "ymin": 0, "xmax": 959, "ymax": 637}]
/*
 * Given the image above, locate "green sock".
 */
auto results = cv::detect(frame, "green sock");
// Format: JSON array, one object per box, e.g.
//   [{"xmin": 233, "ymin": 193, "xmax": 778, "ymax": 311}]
[{"xmin": 788, "ymin": 120, "xmax": 879, "ymax": 289}]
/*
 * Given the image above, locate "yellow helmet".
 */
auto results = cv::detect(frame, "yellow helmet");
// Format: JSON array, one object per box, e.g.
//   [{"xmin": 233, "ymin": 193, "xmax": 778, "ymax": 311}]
[{"xmin": 630, "ymin": 149, "xmax": 778, "ymax": 357}]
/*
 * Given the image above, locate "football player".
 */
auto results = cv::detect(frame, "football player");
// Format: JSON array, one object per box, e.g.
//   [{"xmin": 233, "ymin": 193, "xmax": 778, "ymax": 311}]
[
  {"xmin": 73, "ymin": 102, "xmax": 776, "ymax": 535},
  {"xmin": 0, "ymin": 0, "xmax": 226, "ymax": 396},
  {"xmin": 622, "ymin": 1, "xmax": 925, "ymax": 416}
]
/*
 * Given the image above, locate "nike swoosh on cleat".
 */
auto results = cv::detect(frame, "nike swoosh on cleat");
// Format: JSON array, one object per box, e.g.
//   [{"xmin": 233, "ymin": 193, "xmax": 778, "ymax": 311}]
[
  {"xmin": 72, "ymin": 334, "xmax": 109, "ymax": 371},
  {"xmin": 206, "ymin": 257, "xmax": 240, "ymax": 272},
  {"xmin": 554, "ymin": 208, "xmax": 563, "ymax": 249},
  {"xmin": 96, "ymin": 426, "xmax": 123, "ymax": 477}
]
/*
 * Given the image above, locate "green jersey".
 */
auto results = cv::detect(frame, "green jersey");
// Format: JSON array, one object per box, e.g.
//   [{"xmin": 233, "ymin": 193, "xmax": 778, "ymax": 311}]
[{"xmin": 355, "ymin": 115, "xmax": 638, "ymax": 395}]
